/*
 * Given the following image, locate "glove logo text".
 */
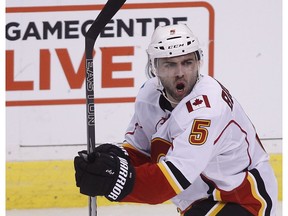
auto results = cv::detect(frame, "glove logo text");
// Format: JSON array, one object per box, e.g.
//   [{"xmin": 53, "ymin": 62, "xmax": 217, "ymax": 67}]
[{"xmin": 107, "ymin": 157, "xmax": 129, "ymax": 200}]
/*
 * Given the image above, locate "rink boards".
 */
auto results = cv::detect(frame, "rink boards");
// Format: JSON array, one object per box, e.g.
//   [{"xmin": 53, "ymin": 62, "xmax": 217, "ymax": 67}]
[{"xmin": 6, "ymin": 153, "xmax": 282, "ymax": 209}]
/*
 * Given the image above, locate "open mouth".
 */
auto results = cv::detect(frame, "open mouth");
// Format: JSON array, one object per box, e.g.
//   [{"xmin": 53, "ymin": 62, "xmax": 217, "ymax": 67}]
[{"xmin": 176, "ymin": 83, "xmax": 185, "ymax": 92}]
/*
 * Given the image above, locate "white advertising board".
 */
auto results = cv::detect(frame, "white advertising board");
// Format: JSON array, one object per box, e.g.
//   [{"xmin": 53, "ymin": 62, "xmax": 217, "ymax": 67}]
[{"xmin": 6, "ymin": 0, "xmax": 282, "ymax": 161}]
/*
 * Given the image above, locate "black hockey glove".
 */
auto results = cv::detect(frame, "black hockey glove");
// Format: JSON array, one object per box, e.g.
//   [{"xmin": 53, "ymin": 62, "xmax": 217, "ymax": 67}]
[{"xmin": 74, "ymin": 151, "xmax": 135, "ymax": 202}]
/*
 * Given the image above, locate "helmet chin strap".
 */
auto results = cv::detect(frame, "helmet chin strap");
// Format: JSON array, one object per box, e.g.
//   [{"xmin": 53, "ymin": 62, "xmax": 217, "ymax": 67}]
[
  {"xmin": 159, "ymin": 88, "xmax": 180, "ymax": 107},
  {"xmin": 156, "ymin": 78, "xmax": 180, "ymax": 107}
]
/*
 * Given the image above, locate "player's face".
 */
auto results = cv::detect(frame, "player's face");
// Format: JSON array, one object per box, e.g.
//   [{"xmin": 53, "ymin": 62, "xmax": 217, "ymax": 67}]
[{"xmin": 156, "ymin": 52, "xmax": 199, "ymax": 104}]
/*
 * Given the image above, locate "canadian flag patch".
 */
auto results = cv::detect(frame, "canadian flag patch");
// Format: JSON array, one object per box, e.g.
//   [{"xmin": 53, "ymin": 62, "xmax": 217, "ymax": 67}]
[{"xmin": 186, "ymin": 95, "xmax": 211, "ymax": 113}]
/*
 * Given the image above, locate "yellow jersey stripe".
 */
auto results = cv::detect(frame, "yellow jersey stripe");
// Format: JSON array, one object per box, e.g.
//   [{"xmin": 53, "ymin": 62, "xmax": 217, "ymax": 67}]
[
  {"xmin": 247, "ymin": 173, "xmax": 266, "ymax": 215},
  {"xmin": 207, "ymin": 202, "xmax": 226, "ymax": 216},
  {"xmin": 157, "ymin": 162, "xmax": 182, "ymax": 194},
  {"xmin": 213, "ymin": 189, "xmax": 222, "ymax": 201}
]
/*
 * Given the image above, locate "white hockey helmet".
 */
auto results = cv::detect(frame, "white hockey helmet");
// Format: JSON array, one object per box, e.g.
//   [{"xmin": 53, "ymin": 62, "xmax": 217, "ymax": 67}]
[{"xmin": 146, "ymin": 24, "xmax": 202, "ymax": 77}]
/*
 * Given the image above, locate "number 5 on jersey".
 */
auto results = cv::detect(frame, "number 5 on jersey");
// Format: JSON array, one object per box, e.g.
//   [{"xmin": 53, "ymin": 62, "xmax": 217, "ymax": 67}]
[{"xmin": 189, "ymin": 119, "xmax": 211, "ymax": 145}]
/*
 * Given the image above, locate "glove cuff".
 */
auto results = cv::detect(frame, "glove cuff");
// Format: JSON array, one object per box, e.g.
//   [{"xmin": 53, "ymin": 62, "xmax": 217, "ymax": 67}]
[{"xmin": 105, "ymin": 156, "xmax": 135, "ymax": 202}]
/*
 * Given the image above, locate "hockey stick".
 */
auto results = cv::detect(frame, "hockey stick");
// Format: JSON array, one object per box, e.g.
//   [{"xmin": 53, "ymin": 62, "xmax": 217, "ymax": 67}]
[{"xmin": 85, "ymin": 0, "xmax": 126, "ymax": 215}]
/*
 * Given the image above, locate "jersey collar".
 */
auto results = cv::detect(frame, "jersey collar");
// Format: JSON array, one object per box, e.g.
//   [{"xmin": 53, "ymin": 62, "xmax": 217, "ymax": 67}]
[{"xmin": 159, "ymin": 91, "xmax": 174, "ymax": 112}]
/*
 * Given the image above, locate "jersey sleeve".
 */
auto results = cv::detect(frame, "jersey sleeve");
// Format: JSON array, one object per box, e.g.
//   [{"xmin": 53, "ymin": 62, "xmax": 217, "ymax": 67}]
[
  {"xmin": 122, "ymin": 143, "xmax": 151, "ymax": 167},
  {"xmin": 124, "ymin": 78, "xmax": 165, "ymax": 157},
  {"xmin": 121, "ymin": 141, "xmax": 178, "ymax": 203},
  {"xmin": 124, "ymin": 111, "xmax": 151, "ymax": 153},
  {"xmin": 121, "ymin": 162, "xmax": 177, "ymax": 204}
]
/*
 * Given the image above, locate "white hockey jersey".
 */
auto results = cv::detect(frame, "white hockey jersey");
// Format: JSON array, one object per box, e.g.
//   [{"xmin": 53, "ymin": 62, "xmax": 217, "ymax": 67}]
[{"xmin": 122, "ymin": 74, "xmax": 277, "ymax": 215}]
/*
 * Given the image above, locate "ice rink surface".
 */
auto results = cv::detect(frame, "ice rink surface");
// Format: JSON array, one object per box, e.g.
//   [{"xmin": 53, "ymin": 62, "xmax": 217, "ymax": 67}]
[{"xmin": 7, "ymin": 202, "xmax": 283, "ymax": 216}]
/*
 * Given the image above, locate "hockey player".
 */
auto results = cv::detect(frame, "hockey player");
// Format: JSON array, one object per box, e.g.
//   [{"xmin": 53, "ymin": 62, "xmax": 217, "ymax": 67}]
[{"xmin": 74, "ymin": 24, "xmax": 278, "ymax": 215}]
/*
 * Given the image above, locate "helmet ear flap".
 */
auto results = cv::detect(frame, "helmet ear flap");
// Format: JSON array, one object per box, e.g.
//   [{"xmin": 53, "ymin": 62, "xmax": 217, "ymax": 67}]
[
  {"xmin": 146, "ymin": 56, "xmax": 156, "ymax": 78},
  {"xmin": 195, "ymin": 49, "xmax": 203, "ymax": 61},
  {"xmin": 149, "ymin": 58, "xmax": 156, "ymax": 78}
]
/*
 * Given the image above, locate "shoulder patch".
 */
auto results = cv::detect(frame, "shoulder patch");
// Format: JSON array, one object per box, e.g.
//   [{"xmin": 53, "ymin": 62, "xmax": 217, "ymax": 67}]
[{"xmin": 186, "ymin": 95, "xmax": 211, "ymax": 113}]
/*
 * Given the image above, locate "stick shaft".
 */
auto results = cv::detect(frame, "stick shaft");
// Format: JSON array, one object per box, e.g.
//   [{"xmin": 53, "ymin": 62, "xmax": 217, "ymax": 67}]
[{"xmin": 84, "ymin": 0, "xmax": 126, "ymax": 215}]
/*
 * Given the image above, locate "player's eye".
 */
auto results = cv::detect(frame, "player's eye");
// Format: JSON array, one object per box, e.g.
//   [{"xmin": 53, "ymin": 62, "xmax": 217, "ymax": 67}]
[
  {"xmin": 183, "ymin": 60, "xmax": 194, "ymax": 66},
  {"xmin": 163, "ymin": 62, "xmax": 176, "ymax": 68}
]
